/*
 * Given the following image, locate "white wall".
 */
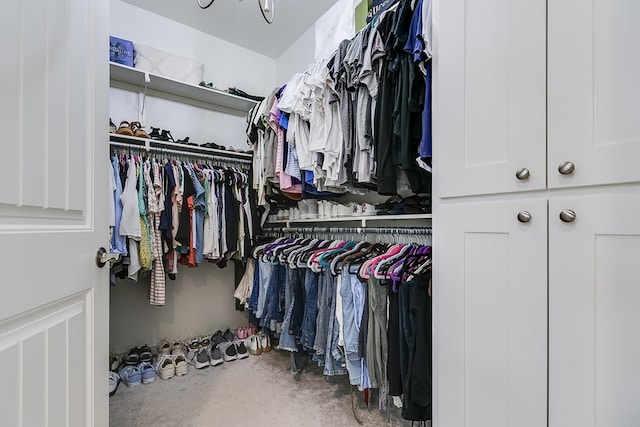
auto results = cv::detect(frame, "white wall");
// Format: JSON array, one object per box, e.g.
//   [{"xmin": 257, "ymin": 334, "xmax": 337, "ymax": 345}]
[
  {"xmin": 110, "ymin": 266, "xmax": 247, "ymax": 353},
  {"xmin": 109, "ymin": 0, "xmax": 269, "ymax": 351},
  {"xmin": 110, "ymin": 0, "xmax": 277, "ymax": 149},
  {"xmin": 276, "ymin": 26, "xmax": 316, "ymax": 85}
]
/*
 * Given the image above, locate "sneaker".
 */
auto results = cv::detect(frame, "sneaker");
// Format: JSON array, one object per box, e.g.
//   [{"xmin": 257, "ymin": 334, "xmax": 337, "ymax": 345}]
[
  {"xmin": 331, "ymin": 202, "xmax": 339, "ymax": 218},
  {"xmin": 199, "ymin": 335, "xmax": 212, "ymax": 350},
  {"xmin": 109, "ymin": 353, "xmax": 122, "ymax": 372},
  {"xmin": 173, "ymin": 354, "xmax": 189, "ymax": 376},
  {"xmin": 185, "ymin": 337, "xmax": 201, "ymax": 362},
  {"xmin": 209, "ymin": 345, "xmax": 224, "ymax": 366},
  {"xmin": 257, "ymin": 331, "xmax": 271, "ymax": 353},
  {"xmin": 292, "ymin": 207, "xmax": 301, "ymax": 220},
  {"xmin": 336, "ymin": 203, "xmax": 353, "ymax": 217},
  {"xmin": 137, "ymin": 361, "xmax": 156, "ymax": 384},
  {"xmin": 352, "ymin": 203, "xmax": 363, "ymax": 216},
  {"xmin": 246, "ymin": 335, "xmax": 262, "ymax": 356},
  {"xmin": 124, "ymin": 347, "xmax": 140, "ymax": 366},
  {"xmin": 156, "ymin": 355, "xmax": 176, "ymax": 380},
  {"xmin": 171, "ymin": 340, "xmax": 184, "ymax": 355},
  {"xmin": 109, "ymin": 371, "xmax": 120, "ymax": 396},
  {"xmin": 119, "ymin": 365, "xmax": 142, "ymax": 388},
  {"xmin": 211, "ymin": 330, "xmax": 224, "ymax": 347},
  {"xmin": 236, "ymin": 341, "xmax": 249, "ymax": 359},
  {"xmin": 302, "ymin": 199, "xmax": 319, "ymax": 219},
  {"xmin": 190, "ymin": 347, "xmax": 210, "ymax": 369},
  {"xmin": 222, "ymin": 327, "xmax": 235, "ymax": 343},
  {"xmin": 138, "ymin": 345, "xmax": 153, "ymax": 363},
  {"xmin": 361, "ymin": 203, "xmax": 377, "ymax": 216},
  {"xmin": 220, "ymin": 342, "xmax": 238, "ymax": 361},
  {"xmin": 156, "ymin": 339, "xmax": 171, "ymax": 356}
]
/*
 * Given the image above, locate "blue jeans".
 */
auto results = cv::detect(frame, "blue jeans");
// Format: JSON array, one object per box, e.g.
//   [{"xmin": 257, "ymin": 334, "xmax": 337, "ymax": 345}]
[
  {"xmin": 341, "ymin": 272, "xmax": 366, "ymax": 385},
  {"xmin": 278, "ymin": 267, "xmax": 299, "ymax": 352},
  {"xmin": 322, "ymin": 273, "xmax": 346, "ymax": 376},
  {"xmin": 256, "ymin": 261, "xmax": 272, "ymax": 319},
  {"xmin": 300, "ymin": 269, "xmax": 319, "ymax": 350},
  {"xmin": 261, "ymin": 264, "xmax": 285, "ymax": 331}
]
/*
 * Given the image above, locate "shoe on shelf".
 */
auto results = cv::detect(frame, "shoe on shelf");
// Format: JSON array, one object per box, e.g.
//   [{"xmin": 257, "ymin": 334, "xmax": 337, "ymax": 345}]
[
  {"xmin": 124, "ymin": 347, "xmax": 140, "ymax": 366},
  {"xmin": 116, "ymin": 121, "xmax": 134, "ymax": 137},
  {"xmin": 159, "ymin": 129, "xmax": 175, "ymax": 142},
  {"xmin": 156, "ymin": 355, "xmax": 176, "ymax": 380},
  {"xmin": 149, "ymin": 127, "xmax": 161, "ymax": 140},
  {"xmin": 109, "ymin": 371, "xmax": 120, "ymax": 397},
  {"xmin": 300, "ymin": 200, "xmax": 319, "ymax": 219},
  {"xmin": 246, "ymin": 335, "xmax": 262, "ymax": 356},
  {"xmin": 336, "ymin": 203, "xmax": 353, "ymax": 217},
  {"xmin": 173, "ymin": 353, "xmax": 189, "ymax": 376},
  {"xmin": 208, "ymin": 345, "xmax": 224, "ymax": 366},
  {"xmin": 119, "ymin": 365, "xmax": 142, "ymax": 388},
  {"xmin": 109, "ymin": 353, "xmax": 122, "ymax": 372},
  {"xmin": 352, "ymin": 203, "xmax": 363, "ymax": 216},
  {"xmin": 137, "ymin": 361, "xmax": 156, "ymax": 384},
  {"xmin": 219, "ymin": 342, "xmax": 237, "ymax": 362},
  {"xmin": 138, "ymin": 345, "xmax": 153, "ymax": 363},
  {"xmin": 129, "ymin": 121, "xmax": 149, "ymax": 139},
  {"xmin": 109, "ymin": 118, "xmax": 117, "ymax": 134},
  {"xmin": 157, "ymin": 338, "xmax": 171, "ymax": 356},
  {"xmin": 235, "ymin": 341, "xmax": 249, "ymax": 360},
  {"xmin": 361, "ymin": 203, "xmax": 377, "ymax": 216}
]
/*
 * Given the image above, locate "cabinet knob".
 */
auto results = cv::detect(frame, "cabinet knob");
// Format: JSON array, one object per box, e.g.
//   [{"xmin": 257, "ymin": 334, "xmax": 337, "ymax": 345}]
[
  {"xmin": 558, "ymin": 161, "xmax": 575, "ymax": 175},
  {"xmin": 517, "ymin": 211, "xmax": 532, "ymax": 223},
  {"xmin": 516, "ymin": 168, "xmax": 530, "ymax": 180},
  {"xmin": 559, "ymin": 209, "xmax": 576, "ymax": 223}
]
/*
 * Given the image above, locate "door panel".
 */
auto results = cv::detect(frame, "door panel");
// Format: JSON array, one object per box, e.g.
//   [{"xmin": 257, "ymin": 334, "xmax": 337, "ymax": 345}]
[
  {"xmin": 549, "ymin": 194, "xmax": 640, "ymax": 426},
  {"xmin": 437, "ymin": 199, "xmax": 547, "ymax": 427},
  {"xmin": 0, "ymin": 0, "xmax": 109, "ymax": 425},
  {"xmin": 437, "ymin": 0, "xmax": 546, "ymax": 197},
  {"xmin": 548, "ymin": 0, "xmax": 640, "ymax": 188}
]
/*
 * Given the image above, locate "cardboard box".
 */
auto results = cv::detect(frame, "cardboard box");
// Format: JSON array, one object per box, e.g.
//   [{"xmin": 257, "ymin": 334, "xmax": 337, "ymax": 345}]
[{"xmin": 110, "ymin": 36, "xmax": 134, "ymax": 67}]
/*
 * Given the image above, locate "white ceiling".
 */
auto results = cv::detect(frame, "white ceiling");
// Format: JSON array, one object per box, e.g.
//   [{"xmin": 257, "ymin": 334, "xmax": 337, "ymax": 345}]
[{"xmin": 121, "ymin": 0, "xmax": 339, "ymax": 58}]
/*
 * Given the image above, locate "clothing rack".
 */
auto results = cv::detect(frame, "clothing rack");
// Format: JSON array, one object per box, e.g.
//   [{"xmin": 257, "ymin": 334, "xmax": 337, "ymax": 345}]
[
  {"xmin": 262, "ymin": 226, "xmax": 431, "ymax": 235},
  {"xmin": 109, "ymin": 141, "xmax": 253, "ymax": 166}
]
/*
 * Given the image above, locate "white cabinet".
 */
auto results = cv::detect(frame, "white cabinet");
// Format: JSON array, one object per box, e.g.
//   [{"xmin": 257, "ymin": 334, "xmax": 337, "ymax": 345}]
[
  {"xmin": 549, "ymin": 193, "xmax": 640, "ymax": 426},
  {"xmin": 548, "ymin": 0, "xmax": 640, "ymax": 189},
  {"xmin": 438, "ymin": 199, "xmax": 547, "ymax": 427},
  {"xmin": 437, "ymin": 0, "xmax": 546, "ymax": 198}
]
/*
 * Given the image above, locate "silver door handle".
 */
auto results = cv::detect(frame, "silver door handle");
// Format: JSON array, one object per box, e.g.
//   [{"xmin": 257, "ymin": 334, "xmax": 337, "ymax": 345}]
[
  {"xmin": 516, "ymin": 168, "xmax": 530, "ymax": 180},
  {"xmin": 96, "ymin": 247, "xmax": 121, "ymax": 268},
  {"xmin": 517, "ymin": 211, "xmax": 532, "ymax": 223}
]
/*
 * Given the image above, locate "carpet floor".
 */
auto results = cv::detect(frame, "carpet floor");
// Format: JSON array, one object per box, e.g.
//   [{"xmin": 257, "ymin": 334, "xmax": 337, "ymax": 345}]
[{"xmin": 109, "ymin": 348, "xmax": 414, "ymax": 426}]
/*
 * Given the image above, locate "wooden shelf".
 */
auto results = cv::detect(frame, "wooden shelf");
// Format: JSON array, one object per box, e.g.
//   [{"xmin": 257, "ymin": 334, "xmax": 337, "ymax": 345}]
[{"xmin": 109, "ymin": 62, "xmax": 258, "ymax": 116}]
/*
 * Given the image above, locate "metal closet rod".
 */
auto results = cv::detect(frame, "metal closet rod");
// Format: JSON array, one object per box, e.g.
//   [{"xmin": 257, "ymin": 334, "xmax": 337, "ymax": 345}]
[
  {"xmin": 109, "ymin": 141, "xmax": 253, "ymax": 165},
  {"xmin": 263, "ymin": 226, "xmax": 432, "ymax": 235}
]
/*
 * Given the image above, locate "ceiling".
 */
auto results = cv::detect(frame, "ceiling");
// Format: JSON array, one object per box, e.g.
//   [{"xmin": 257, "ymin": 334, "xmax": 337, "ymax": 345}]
[{"xmin": 121, "ymin": 0, "xmax": 340, "ymax": 58}]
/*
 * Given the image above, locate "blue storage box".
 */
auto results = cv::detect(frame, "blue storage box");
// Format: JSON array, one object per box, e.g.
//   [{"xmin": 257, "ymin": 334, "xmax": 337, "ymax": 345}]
[{"xmin": 110, "ymin": 36, "xmax": 134, "ymax": 67}]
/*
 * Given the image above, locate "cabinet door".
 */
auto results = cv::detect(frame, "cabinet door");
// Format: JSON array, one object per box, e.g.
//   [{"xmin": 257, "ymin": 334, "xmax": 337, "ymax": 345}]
[
  {"xmin": 437, "ymin": 0, "xmax": 546, "ymax": 198},
  {"xmin": 549, "ymin": 194, "xmax": 640, "ymax": 426},
  {"xmin": 548, "ymin": 0, "xmax": 640, "ymax": 188},
  {"xmin": 437, "ymin": 199, "xmax": 547, "ymax": 427}
]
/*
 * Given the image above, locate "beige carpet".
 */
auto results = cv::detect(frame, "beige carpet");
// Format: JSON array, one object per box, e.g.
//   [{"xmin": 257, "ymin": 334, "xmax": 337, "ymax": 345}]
[{"xmin": 109, "ymin": 348, "xmax": 409, "ymax": 426}]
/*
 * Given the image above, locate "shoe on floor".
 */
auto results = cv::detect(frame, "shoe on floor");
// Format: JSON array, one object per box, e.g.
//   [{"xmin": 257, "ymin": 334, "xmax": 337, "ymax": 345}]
[
  {"xmin": 109, "ymin": 353, "xmax": 122, "ymax": 371},
  {"xmin": 219, "ymin": 342, "xmax": 237, "ymax": 362},
  {"xmin": 222, "ymin": 327, "xmax": 235, "ymax": 343},
  {"xmin": 246, "ymin": 335, "xmax": 262, "ymax": 356},
  {"xmin": 189, "ymin": 347, "xmax": 210, "ymax": 369},
  {"xmin": 199, "ymin": 335, "xmax": 211, "ymax": 349},
  {"xmin": 156, "ymin": 339, "xmax": 171, "ymax": 356},
  {"xmin": 258, "ymin": 331, "xmax": 271, "ymax": 353},
  {"xmin": 211, "ymin": 330, "xmax": 224, "ymax": 346},
  {"xmin": 171, "ymin": 340, "xmax": 184, "ymax": 356},
  {"xmin": 208, "ymin": 345, "xmax": 224, "ymax": 366},
  {"xmin": 124, "ymin": 347, "xmax": 140, "ymax": 366},
  {"xmin": 137, "ymin": 361, "xmax": 156, "ymax": 384},
  {"xmin": 119, "ymin": 365, "xmax": 142, "ymax": 388},
  {"xmin": 173, "ymin": 354, "xmax": 189, "ymax": 376},
  {"xmin": 156, "ymin": 355, "xmax": 176, "ymax": 380},
  {"xmin": 109, "ymin": 371, "xmax": 120, "ymax": 396},
  {"xmin": 138, "ymin": 345, "xmax": 153, "ymax": 363},
  {"xmin": 235, "ymin": 341, "xmax": 249, "ymax": 359}
]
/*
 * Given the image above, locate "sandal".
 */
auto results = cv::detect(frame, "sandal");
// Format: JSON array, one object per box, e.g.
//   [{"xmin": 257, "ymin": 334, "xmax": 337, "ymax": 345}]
[
  {"xmin": 176, "ymin": 136, "xmax": 190, "ymax": 145},
  {"xmin": 130, "ymin": 121, "xmax": 149, "ymax": 139},
  {"xmin": 160, "ymin": 129, "xmax": 175, "ymax": 142},
  {"xmin": 116, "ymin": 121, "xmax": 134, "ymax": 136}
]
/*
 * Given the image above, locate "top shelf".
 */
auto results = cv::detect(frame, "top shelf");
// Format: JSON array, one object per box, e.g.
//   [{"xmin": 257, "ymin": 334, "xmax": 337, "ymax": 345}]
[
  {"xmin": 266, "ymin": 213, "xmax": 432, "ymax": 228},
  {"xmin": 109, "ymin": 62, "xmax": 258, "ymax": 116}
]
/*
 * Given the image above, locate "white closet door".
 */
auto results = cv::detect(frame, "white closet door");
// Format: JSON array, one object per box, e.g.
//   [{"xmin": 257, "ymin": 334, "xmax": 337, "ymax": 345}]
[
  {"xmin": 548, "ymin": 0, "xmax": 640, "ymax": 188},
  {"xmin": 437, "ymin": 199, "xmax": 547, "ymax": 427},
  {"xmin": 0, "ymin": 0, "xmax": 109, "ymax": 425},
  {"xmin": 436, "ymin": 0, "xmax": 546, "ymax": 198},
  {"xmin": 549, "ymin": 193, "xmax": 640, "ymax": 426}
]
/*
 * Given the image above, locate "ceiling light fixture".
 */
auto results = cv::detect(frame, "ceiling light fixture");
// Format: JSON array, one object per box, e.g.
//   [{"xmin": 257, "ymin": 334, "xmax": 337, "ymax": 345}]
[{"xmin": 196, "ymin": 0, "xmax": 275, "ymax": 24}]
